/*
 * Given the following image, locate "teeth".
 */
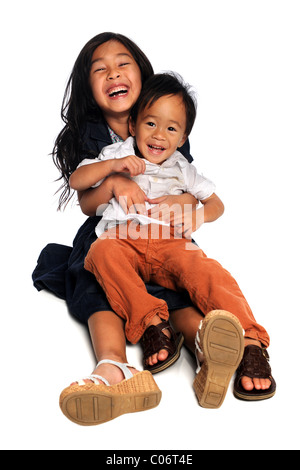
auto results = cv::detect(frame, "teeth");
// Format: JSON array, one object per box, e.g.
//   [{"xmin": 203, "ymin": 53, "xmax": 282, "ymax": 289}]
[
  {"xmin": 108, "ymin": 86, "xmax": 128, "ymax": 97},
  {"xmin": 149, "ymin": 145, "xmax": 165, "ymax": 150}
]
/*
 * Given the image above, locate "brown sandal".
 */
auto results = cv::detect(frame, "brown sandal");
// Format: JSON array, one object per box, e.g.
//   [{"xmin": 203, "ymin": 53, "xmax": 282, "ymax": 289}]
[
  {"xmin": 234, "ymin": 345, "xmax": 276, "ymax": 401},
  {"xmin": 141, "ymin": 321, "xmax": 184, "ymax": 374}
]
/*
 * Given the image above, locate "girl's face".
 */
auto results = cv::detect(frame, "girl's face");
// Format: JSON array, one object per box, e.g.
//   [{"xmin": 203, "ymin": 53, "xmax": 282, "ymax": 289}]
[
  {"xmin": 129, "ymin": 94, "xmax": 187, "ymax": 165},
  {"xmin": 89, "ymin": 40, "xmax": 142, "ymax": 121}
]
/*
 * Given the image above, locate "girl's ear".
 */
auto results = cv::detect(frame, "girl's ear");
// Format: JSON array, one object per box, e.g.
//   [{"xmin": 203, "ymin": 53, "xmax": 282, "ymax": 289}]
[{"xmin": 129, "ymin": 117, "xmax": 136, "ymax": 136}]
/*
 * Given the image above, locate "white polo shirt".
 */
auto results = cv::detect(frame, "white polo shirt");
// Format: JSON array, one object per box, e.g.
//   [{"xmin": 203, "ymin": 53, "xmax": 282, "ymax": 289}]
[{"xmin": 77, "ymin": 137, "xmax": 215, "ymax": 237}]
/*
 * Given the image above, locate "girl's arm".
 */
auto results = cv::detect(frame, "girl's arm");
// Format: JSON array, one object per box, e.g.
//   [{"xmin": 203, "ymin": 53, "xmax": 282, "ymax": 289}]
[
  {"xmin": 147, "ymin": 193, "xmax": 198, "ymax": 220},
  {"xmin": 78, "ymin": 178, "xmax": 199, "ymax": 218},
  {"xmin": 77, "ymin": 179, "xmax": 115, "ymax": 217},
  {"xmin": 78, "ymin": 174, "xmax": 148, "ymax": 217},
  {"xmin": 71, "ymin": 155, "xmax": 147, "ymax": 216}
]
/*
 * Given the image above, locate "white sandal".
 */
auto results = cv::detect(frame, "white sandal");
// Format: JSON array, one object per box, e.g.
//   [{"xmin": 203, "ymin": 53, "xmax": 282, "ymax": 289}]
[
  {"xmin": 76, "ymin": 359, "xmax": 134, "ymax": 386},
  {"xmin": 193, "ymin": 310, "xmax": 244, "ymax": 409},
  {"xmin": 59, "ymin": 359, "xmax": 162, "ymax": 426}
]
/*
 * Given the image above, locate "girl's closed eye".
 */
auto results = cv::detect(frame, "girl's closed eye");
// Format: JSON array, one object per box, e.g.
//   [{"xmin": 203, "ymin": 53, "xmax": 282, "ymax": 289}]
[{"xmin": 92, "ymin": 65, "xmax": 106, "ymax": 73}]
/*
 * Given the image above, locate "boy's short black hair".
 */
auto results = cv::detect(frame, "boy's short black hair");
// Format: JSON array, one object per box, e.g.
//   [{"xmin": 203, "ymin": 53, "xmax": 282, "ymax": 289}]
[{"xmin": 130, "ymin": 72, "xmax": 197, "ymax": 137}]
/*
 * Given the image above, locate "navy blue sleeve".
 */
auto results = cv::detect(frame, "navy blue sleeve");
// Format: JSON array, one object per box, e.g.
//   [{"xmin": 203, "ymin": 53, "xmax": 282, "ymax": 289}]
[
  {"xmin": 178, "ymin": 138, "xmax": 193, "ymax": 163},
  {"xmin": 80, "ymin": 120, "xmax": 112, "ymax": 162}
]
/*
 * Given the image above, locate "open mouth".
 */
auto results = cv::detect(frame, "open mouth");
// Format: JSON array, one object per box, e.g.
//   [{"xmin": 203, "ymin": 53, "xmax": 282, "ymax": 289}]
[
  {"xmin": 148, "ymin": 144, "xmax": 166, "ymax": 153},
  {"xmin": 107, "ymin": 86, "xmax": 129, "ymax": 98}
]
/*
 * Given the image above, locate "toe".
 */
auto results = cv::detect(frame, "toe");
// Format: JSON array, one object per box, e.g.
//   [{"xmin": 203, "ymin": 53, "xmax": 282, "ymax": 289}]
[
  {"xmin": 146, "ymin": 350, "xmax": 169, "ymax": 368},
  {"xmin": 260, "ymin": 378, "xmax": 272, "ymax": 390},
  {"xmin": 241, "ymin": 376, "xmax": 254, "ymax": 391},
  {"xmin": 253, "ymin": 378, "xmax": 262, "ymax": 390},
  {"xmin": 158, "ymin": 349, "xmax": 169, "ymax": 362},
  {"xmin": 241, "ymin": 376, "xmax": 272, "ymax": 391},
  {"xmin": 253, "ymin": 378, "xmax": 271, "ymax": 390},
  {"xmin": 149, "ymin": 353, "xmax": 159, "ymax": 366}
]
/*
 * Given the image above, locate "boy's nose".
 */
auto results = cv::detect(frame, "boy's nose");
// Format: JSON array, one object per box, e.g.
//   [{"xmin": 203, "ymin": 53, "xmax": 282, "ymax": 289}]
[{"xmin": 153, "ymin": 130, "xmax": 166, "ymax": 140}]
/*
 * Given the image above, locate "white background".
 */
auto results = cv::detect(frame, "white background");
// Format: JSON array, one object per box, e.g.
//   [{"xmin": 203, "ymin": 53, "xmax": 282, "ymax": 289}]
[{"xmin": 1, "ymin": 0, "xmax": 299, "ymax": 450}]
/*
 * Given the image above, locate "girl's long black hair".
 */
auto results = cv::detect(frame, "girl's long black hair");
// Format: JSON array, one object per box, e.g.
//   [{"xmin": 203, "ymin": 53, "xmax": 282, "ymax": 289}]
[{"xmin": 52, "ymin": 32, "xmax": 154, "ymax": 209}]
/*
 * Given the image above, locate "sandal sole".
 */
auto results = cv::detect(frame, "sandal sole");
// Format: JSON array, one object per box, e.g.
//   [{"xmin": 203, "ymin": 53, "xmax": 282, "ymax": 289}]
[
  {"xmin": 60, "ymin": 389, "xmax": 162, "ymax": 426},
  {"xmin": 234, "ymin": 388, "xmax": 276, "ymax": 401},
  {"xmin": 193, "ymin": 310, "xmax": 244, "ymax": 409}
]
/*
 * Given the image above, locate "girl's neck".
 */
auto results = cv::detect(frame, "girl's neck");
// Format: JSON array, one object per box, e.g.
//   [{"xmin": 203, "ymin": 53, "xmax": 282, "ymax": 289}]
[{"xmin": 105, "ymin": 114, "xmax": 130, "ymax": 141}]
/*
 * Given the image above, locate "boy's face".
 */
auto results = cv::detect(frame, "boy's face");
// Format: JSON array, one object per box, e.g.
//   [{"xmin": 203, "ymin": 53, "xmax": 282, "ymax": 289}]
[{"xmin": 129, "ymin": 94, "xmax": 187, "ymax": 164}]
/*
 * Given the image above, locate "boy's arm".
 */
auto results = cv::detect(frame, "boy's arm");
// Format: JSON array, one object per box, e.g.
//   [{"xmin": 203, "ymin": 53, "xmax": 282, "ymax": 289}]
[
  {"xmin": 200, "ymin": 192, "xmax": 225, "ymax": 223},
  {"xmin": 70, "ymin": 160, "xmax": 116, "ymax": 192},
  {"xmin": 176, "ymin": 161, "xmax": 224, "ymax": 236},
  {"xmin": 175, "ymin": 193, "xmax": 224, "ymax": 238},
  {"xmin": 70, "ymin": 155, "xmax": 146, "ymax": 192}
]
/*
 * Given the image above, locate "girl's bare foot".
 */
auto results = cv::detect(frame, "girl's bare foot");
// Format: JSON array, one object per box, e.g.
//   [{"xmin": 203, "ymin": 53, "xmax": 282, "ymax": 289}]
[{"xmin": 72, "ymin": 357, "xmax": 139, "ymax": 386}]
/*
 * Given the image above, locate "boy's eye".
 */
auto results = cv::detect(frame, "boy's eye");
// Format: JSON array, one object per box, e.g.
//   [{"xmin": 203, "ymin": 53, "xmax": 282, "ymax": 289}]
[
  {"xmin": 146, "ymin": 122, "xmax": 156, "ymax": 127},
  {"xmin": 168, "ymin": 127, "xmax": 176, "ymax": 132}
]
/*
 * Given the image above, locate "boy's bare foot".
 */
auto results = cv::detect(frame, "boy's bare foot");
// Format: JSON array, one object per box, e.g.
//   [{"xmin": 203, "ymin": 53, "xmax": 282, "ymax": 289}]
[
  {"xmin": 195, "ymin": 337, "xmax": 272, "ymax": 392},
  {"xmin": 240, "ymin": 339, "xmax": 272, "ymax": 391},
  {"xmin": 144, "ymin": 315, "xmax": 171, "ymax": 366}
]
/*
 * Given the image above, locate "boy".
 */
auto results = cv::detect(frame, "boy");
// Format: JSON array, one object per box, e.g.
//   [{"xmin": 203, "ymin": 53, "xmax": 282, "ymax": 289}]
[{"xmin": 70, "ymin": 73, "xmax": 275, "ymax": 407}]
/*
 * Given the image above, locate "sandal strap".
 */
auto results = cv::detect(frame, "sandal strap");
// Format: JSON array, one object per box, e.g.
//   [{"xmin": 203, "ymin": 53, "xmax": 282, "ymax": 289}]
[
  {"xmin": 96, "ymin": 359, "xmax": 134, "ymax": 380},
  {"xmin": 76, "ymin": 360, "xmax": 136, "ymax": 386},
  {"xmin": 77, "ymin": 374, "xmax": 110, "ymax": 386},
  {"xmin": 141, "ymin": 321, "xmax": 177, "ymax": 358},
  {"xmin": 194, "ymin": 321, "xmax": 204, "ymax": 374},
  {"xmin": 236, "ymin": 345, "xmax": 272, "ymax": 380}
]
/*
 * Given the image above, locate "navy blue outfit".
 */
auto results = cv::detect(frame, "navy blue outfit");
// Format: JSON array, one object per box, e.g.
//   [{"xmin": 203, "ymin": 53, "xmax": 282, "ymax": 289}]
[{"xmin": 32, "ymin": 119, "xmax": 194, "ymax": 324}]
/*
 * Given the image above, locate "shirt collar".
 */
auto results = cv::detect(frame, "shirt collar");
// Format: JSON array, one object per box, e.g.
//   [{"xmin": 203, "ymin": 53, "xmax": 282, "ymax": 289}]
[
  {"xmin": 143, "ymin": 150, "xmax": 188, "ymax": 169},
  {"xmin": 107, "ymin": 125, "xmax": 124, "ymax": 144}
]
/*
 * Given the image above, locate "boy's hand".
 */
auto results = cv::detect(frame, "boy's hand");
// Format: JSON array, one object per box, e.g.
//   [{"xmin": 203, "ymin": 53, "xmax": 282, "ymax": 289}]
[{"xmin": 111, "ymin": 155, "xmax": 146, "ymax": 177}]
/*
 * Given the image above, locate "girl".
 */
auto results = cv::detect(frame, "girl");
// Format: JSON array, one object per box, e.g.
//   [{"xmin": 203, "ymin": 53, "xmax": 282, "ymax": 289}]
[
  {"xmin": 34, "ymin": 33, "xmax": 275, "ymax": 425},
  {"xmin": 35, "ymin": 32, "xmax": 199, "ymax": 426}
]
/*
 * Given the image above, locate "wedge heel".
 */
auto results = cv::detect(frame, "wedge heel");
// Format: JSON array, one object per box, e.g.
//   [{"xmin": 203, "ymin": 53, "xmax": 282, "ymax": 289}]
[{"xmin": 193, "ymin": 310, "xmax": 244, "ymax": 409}]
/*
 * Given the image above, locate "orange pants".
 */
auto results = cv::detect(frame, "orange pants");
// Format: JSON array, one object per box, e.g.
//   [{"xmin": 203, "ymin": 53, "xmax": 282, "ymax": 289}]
[{"xmin": 84, "ymin": 223, "xmax": 270, "ymax": 346}]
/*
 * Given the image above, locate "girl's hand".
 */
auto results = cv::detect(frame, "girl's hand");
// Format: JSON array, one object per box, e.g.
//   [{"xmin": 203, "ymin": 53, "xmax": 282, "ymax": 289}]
[
  {"xmin": 111, "ymin": 155, "xmax": 146, "ymax": 177},
  {"xmin": 147, "ymin": 193, "xmax": 224, "ymax": 238},
  {"xmin": 170, "ymin": 207, "xmax": 204, "ymax": 239},
  {"xmin": 147, "ymin": 194, "xmax": 200, "ymax": 237},
  {"xmin": 109, "ymin": 174, "xmax": 148, "ymax": 215}
]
